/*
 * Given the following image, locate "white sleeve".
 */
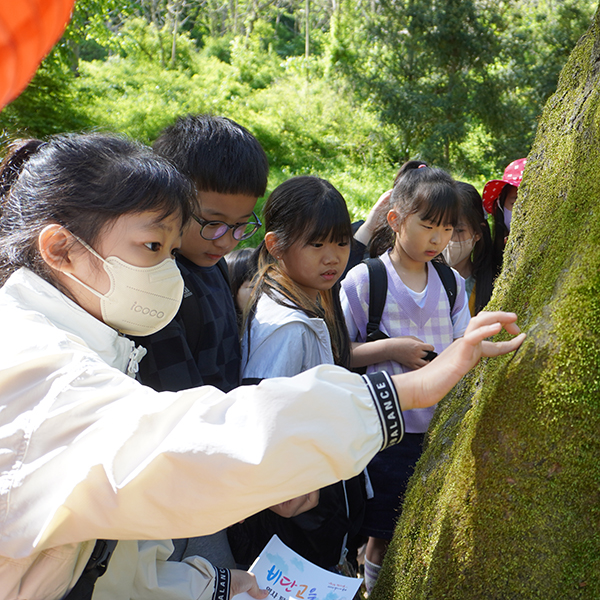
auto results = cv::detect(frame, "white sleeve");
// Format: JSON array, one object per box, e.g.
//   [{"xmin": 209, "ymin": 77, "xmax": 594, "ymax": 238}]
[
  {"xmin": 451, "ymin": 269, "xmax": 471, "ymax": 338},
  {"xmin": 93, "ymin": 540, "xmax": 222, "ymax": 600},
  {"xmin": 3, "ymin": 353, "xmax": 401, "ymax": 556}
]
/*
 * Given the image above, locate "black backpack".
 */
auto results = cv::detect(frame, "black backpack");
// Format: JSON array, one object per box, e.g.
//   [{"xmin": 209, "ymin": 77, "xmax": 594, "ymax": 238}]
[{"xmin": 356, "ymin": 257, "xmax": 457, "ymax": 372}]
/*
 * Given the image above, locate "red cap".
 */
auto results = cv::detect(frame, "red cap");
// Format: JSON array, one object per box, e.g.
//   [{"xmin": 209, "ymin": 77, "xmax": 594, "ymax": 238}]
[
  {"xmin": 0, "ymin": 0, "xmax": 76, "ymax": 108},
  {"xmin": 482, "ymin": 158, "xmax": 527, "ymax": 214}
]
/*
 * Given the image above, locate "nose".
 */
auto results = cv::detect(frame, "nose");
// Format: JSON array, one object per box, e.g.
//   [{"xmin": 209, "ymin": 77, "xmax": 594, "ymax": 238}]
[
  {"xmin": 323, "ymin": 249, "xmax": 340, "ymax": 264},
  {"xmin": 430, "ymin": 229, "xmax": 443, "ymax": 245},
  {"xmin": 212, "ymin": 231, "xmax": 237, "ymax": 251}
]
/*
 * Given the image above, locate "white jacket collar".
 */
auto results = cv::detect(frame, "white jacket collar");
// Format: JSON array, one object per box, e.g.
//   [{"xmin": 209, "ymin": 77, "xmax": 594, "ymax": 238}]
[{"xmin": 1, "ymin": 268, "xmax": 139, "ymax": 373}]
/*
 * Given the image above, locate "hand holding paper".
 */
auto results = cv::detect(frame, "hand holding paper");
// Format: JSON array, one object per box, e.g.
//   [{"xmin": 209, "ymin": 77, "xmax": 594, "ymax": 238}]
[{"xmin": 233, "ymin": 535, "xmax": 362, "ymax": 600}]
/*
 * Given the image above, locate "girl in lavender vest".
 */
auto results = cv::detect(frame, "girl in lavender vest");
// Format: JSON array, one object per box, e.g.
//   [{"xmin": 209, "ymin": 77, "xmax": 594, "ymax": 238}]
[{"xmin": 340, "ymin": 161, "xmax": 472, "ymax": 593}]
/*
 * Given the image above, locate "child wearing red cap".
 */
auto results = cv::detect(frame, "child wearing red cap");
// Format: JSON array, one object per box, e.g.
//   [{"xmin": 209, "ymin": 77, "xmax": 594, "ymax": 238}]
[{"xmin": 482, "ymin": 157, "xmax": 527, "ymax": 275}]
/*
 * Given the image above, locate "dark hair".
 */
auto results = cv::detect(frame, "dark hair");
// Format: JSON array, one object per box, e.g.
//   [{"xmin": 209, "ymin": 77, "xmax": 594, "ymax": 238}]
[
  {"xmin": 153, "ymin": 114, "xmax": 269, "ymax": 199},
  {"xmin": 455, "ymin": 182, "xmax": 495, "ymax": 313},
  {"xmin": 0, "ymin": 133, "xmax": 194, "ymax": 287},
  {"xmin": 225, "ymin": 246, "xmax": 259, "ymax": 324},
  {"xmin": 392, "ymin": 159, "xmax": 428, "ymax": 186},
  {"xmin": 262, "ymin": 175, "xmax": 353, "ymax": 251},
  {"xmin": 491, "ymin": 184, "xmax": 512, "ymax": 276},
  {"xmin": 248, "ymin": 175, "xmax": 352, "ymax": 368},
  {"xmin": 226, "ymin": 247, "xmax": 258, "ymax": 300},
  {"xmin": 370, "ymin": 161, "xmax": 459, "ymax": 257}
]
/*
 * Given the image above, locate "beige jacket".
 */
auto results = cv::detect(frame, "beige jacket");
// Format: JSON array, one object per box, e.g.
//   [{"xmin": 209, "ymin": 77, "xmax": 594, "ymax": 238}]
[{"xmin": 0, "ymin": 269, "xmax": 402, "ymax": 600}]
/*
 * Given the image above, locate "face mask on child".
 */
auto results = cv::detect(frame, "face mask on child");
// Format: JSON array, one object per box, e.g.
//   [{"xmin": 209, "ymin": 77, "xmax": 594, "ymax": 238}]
[
  {"xmin": 442, "ymin": 236, "xmax": 476, "ymax": 268},
  {"xmin": 65, "ymin": 235, "xmax": 184, "ymax": 336},
  {"xmin": 503, "ymin": 207, "xmax": 512, "ymax": 231}
]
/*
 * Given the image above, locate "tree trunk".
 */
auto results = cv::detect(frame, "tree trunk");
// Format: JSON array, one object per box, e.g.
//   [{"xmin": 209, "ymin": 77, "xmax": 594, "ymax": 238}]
[
  {"xmin": 305, "ymin": 0, "xmax": 310, "ymax": 60},
  {"xmin": 170, "ymin": 7, "xmax": 179, "ymax": 67},
  {"xmin": 371, "ymin": 5, "xmax": 600, "ymax": 600}
]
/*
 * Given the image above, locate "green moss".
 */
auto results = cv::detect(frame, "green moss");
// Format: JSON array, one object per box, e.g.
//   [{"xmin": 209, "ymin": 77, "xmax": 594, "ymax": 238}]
[{"xmin": 372, "ymin": 6, "xmax": 600, "ymax": 599}]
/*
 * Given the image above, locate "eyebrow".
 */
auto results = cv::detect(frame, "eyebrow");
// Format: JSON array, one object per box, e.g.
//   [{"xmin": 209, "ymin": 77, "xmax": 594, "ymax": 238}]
[
  {"xmin": 202, "ymin": 209, "xmax": 255, "ymax": 220},
  {"xmin": 145, "ymin": 216, "xmax": 179, "ymax": 234}
]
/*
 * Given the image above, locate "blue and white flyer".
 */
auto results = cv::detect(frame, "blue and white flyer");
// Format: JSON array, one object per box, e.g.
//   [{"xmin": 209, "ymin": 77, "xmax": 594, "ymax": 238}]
[{"xmin": 233, "ymin": 534, "xmax": 363, "ymax": 600}]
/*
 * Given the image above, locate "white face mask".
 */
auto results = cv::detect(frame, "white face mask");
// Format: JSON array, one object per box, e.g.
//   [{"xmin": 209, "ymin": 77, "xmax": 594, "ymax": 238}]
[
  {"xmin": 65, "ymin": 236, "xmax": 184, "ymax": 336},
  {"xmin": 442, "ymin": 236, "xmax": 476, "ymax": 267},
  {"xmin": 503, "ymin": 206, "xmax": 512, "ymax": 231}
]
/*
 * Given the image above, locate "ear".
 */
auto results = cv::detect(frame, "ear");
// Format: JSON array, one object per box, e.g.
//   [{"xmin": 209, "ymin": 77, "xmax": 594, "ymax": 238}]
[
  {"xmin": 264, "ymin": 232, "xmax": 281, "ymax": 258},
  {"xmin": 387, "ymin": 208, "xmax": 401, "ymax": 232},
  {"xmin": 38, "ymin": 224, "xmax": 77, "ymax": 274}
]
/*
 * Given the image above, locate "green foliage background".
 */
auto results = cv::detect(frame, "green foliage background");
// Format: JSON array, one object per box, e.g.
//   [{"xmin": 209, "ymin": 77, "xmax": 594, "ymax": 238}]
[{"xmin": 0, "ymin": 0, "xmax": 596, "ymax": 224}]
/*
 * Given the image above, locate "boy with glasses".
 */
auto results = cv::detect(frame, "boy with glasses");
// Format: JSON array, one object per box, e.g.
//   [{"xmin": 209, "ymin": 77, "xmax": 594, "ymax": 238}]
[
  {"xmin": 132, "ymin": 114, "xmax": 267, "ymax": 396},
  {"xmin": 127, "ymin": 114, "xmax": 268, "ymax": 567}
]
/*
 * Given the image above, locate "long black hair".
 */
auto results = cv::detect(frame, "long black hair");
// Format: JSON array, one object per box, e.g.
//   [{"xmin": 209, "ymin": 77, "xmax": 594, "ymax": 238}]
[
  {"xmin": 369, "ymin": 161, "xmax": 459, "ymax": 257},
  {"xmin": 0, "ymin": 133, "xmax": 194, "ymax": 287},
  {"xmin": 247, "ymin": 175, "xmax": 352, "ymax": 368},
  {"xmin": 456, "ymin": 182, "xmax": 495, "ymax": 313}
]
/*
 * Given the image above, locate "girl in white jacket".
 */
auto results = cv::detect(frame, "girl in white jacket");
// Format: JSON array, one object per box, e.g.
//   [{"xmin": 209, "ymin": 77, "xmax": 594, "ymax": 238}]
[
  {"xmin": 0, "ymin": 134, "xmax": 525, "ymax": 600},
  {"xmin": 235, "ymin": 176, "xmax": 358, "ymax": 570}
]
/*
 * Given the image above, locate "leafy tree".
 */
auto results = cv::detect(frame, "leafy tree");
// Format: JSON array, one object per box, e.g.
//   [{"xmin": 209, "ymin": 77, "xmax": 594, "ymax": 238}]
[
  {"xmin": 332, "ymin": 0, "xmax": 595, "ymax": 176},
  {"xmin": 487, "ymin": 0, "xmax": 597, "ymax": 167},
  {"xmin": 2, "ymin": 0, "xmax": 595, "ymax": 183},
  {"xmin": 333, "ymin": 0, "xmax": 508, "ymax": 172}
]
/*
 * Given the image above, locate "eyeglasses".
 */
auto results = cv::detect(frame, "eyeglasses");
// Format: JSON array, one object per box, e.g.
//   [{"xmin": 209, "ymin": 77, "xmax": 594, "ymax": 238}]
[{"xmin": 192, "ymin": 212, "xmax": 262, "ymax": 241}]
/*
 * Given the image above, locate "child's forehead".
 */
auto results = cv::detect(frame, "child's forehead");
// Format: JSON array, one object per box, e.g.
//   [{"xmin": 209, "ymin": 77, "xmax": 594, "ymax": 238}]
[{"xmin": 196, "ymin": 190, "xmax": 258, "ymax": 220}]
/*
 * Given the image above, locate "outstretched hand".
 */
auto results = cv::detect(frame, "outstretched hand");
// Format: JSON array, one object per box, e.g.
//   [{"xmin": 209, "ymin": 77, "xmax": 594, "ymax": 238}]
[
  {"xmin": 457, "ymin": 310, "xmax": 525, "ymax": 365},
  {"xmin": 392, "ymin": 311, "xmax": 526, "ymax": 411}
]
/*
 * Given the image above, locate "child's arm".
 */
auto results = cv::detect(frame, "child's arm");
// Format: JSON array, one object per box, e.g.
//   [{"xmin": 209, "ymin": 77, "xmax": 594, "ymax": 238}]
[
  {"xmin": 391, "ymin": 311, "xmax": 525, "ymax": 411},
  {"xmin": 351, "ymin": 336, "xmax": 436, "ymax": 371},
  {"xmin": 353, "ymin": 190, "xmax": 392, "ymax": 246}
]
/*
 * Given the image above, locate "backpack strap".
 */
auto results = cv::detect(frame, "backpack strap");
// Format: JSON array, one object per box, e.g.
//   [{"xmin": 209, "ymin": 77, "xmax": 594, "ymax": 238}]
[
  {"xmin": 364, "ymin": 257, "xmax": 389, "ymax": 342},
  {"xmin": 62, "ymin": 540, "xmax": 117, "ymax": 600},
  {"xmin": 351, "ymin": 258, "xmax": 388, "ymax": 375},
  {"xmin": 431, "ymin": 260, "xmax": 457, "ymax": 312}
]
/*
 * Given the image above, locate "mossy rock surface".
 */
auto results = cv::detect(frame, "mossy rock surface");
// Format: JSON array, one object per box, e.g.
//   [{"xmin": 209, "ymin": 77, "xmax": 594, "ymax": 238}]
[{"xmin": 371, "ymin": 7, "xmax": 600, "ymax": 600}]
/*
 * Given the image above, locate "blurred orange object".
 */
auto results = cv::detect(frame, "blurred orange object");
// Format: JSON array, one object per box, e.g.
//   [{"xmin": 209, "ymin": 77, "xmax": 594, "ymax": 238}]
[{"xmin": 0, "ymin": 0, "xmax": 76, "ymax": 108}]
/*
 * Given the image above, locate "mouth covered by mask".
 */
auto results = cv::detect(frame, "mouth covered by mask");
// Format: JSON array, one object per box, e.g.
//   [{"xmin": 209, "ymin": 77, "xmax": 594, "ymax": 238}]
[
  {"xmin": 65, "ymin": 235, "xmax": 184, "ymax": 336},
  {"xmin": 442, "ymin": 236, "xmax": 476, "ymax": 268}
]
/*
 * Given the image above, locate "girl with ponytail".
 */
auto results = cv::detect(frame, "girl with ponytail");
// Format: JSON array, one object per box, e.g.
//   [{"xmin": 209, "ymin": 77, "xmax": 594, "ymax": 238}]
[
  {"xmin": 230, "ymin": 175, "xmax": 363, "ymax": 572},
  {"xmin": 341, "ymin": 161, "xmax": 473, "ymax": 592},
  {"xmin": 242, "ymin": 175, "xmax": 352, "ymax": 377}
]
